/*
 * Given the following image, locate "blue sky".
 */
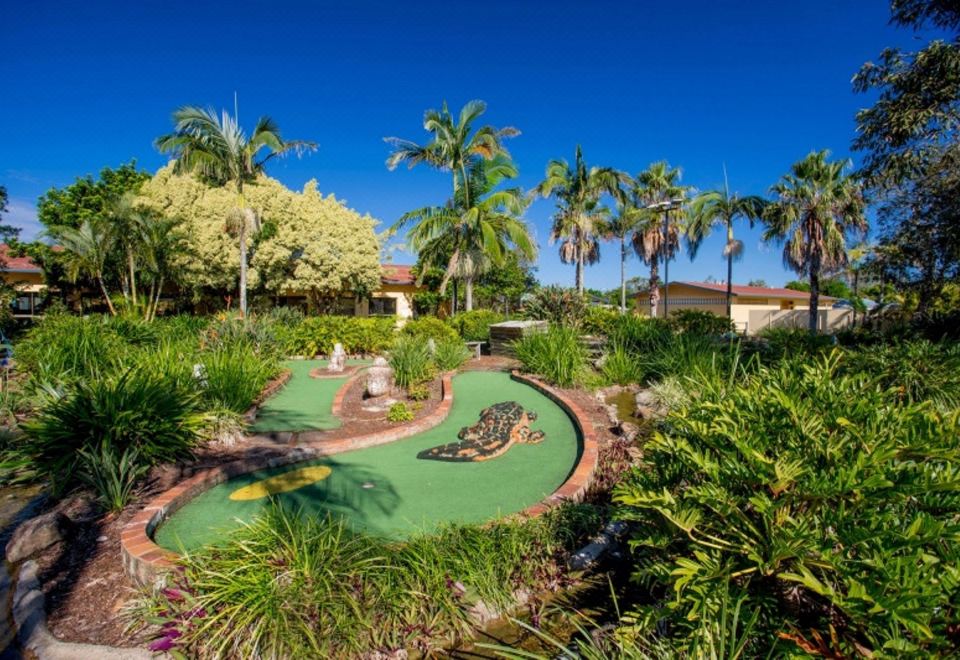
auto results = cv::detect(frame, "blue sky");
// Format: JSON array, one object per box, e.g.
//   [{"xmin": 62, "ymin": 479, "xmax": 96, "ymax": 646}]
[{"xmin": 0, "ymin": 1, "xmax": 935, "ymax": 288}]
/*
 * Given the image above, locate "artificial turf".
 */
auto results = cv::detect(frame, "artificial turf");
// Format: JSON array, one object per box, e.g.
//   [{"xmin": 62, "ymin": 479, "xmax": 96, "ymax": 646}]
[
  {"xmin": 155, "ymin": 371, "xmax": 582, "ymax": 550},
  {"xmin": 250, "ymin": 359, "xmax": 364, "ymax": 432}
]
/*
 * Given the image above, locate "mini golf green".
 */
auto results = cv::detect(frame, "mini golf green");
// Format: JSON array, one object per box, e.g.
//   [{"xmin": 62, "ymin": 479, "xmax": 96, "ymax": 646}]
[
  {"xmin": 250, "ymin": 359, "xmax": 368, "ymax": 433},
  {"xmin": 155, "ymin": 371, "xmax": 582, "ymax": 550}
]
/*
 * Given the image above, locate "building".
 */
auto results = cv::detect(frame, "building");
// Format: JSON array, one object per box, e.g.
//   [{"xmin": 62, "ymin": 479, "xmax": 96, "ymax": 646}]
[
  {"xmin": 637, "ymin": 281, "xmax": 849, "ymax": 335},
  {"xmin": 0, "ymin": 245, "xmax": 47, "ymax": 319}
]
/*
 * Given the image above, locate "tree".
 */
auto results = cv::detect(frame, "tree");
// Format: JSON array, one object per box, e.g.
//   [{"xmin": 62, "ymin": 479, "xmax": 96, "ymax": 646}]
[
  {"xmin": 763, "ymin": 151, "xmax": 867, "ymax": 333},
  {"xmin": 392, "ymin": 155, "xmax": 536, "ymax": 311},
  {"xmin": 156, "ymin": 106, "xmax": 316, "ymax": 316},
  {"xmin": 601, "ymin": 198, "xmax": 643, "ymax": 313},
  {"xmin": 138, "ymin": 213, "xmax": 192, "ymax": 320},
  {"xmin": 536, "ymin": 146, "xmax": 621, "ymax": 294},
  {"xmin": 688, "ymin": 170, "xmax": 767, "ymax": 318},
  {"xmin": 629, "ymin": 161, "xmax": 688, "ymax": 317},
  {"xmin": 747, "ymin": 278, "xmax": 768, "ymax": 287},
  {"xmin": 51, "ymin": 218, "xmax": 117, "ymax": 314}
]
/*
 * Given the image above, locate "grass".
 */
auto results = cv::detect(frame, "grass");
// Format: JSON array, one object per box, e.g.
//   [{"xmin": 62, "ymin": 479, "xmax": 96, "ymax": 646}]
[{"xmin": 513, "ymin": 325, "xmax": 588, "ymax": 387}]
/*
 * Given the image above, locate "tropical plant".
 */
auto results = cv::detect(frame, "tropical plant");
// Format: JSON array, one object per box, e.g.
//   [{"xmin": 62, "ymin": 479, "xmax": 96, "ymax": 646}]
[
  {"xmin": 276, "ymin": 315, "xmax": 394, "ymax": 357},
  {"xmin": 386, "ymin": 101, "xmax": 520, "ymax": 310},
  {"xmin": 513, "ymin": 325, "xmax": 588, "ymax": 387},
  {"xmin": 78, "ymin": 442, "xmax": 149, "ymax": 512},
  {"xmin": 432, "ymin": 337, "xmax": 470, "ymax": 371},
  {"xmin": 600, "ymin": 341, "xmax": 644, "ymax": 385},
  {"xmin": 48, "ymin": 218, "xmax": 117, "ymax": 314},
  {"xmin": 763, "ymin": 150, "xmax": 867, "ymax": 333},
  {"xmin": 400, "ymin": 316, "xmax": 459, "ymax": 343},
  {"xmin": 523, "ymin": 286, "xmax": 588, "ymax": 329},
  {"xmin": 446, "ymin": 309, "xmax": 504, "ymax": 341},
  {"xmin": 200, "ymin": 343, "xmax": 279, "ymax": 413},
  {"xmin": 156, "ymin": 106, "xmax": 316, "ymax": 316},
  {"xmin": 536, "ymin": 146, "xmax": 621, "ymax": 293},
  {"xmin": 600, "ymin": 198, "xmax": 643, "ymax": 312},
  {"xmin": 628, "ymin": 161, "xmax": 688, "ymax": 318},
  {"xmin": 667, "ymin": 309, "xmax": 733, "ymax": 336},
  {"xmin": 137, "ymin": 213, "xmax": 192, "ymax": 321},
  {"xmin": 389, "ymin": 336, "xmax": 434, "ymax": 388},
  {"xmin": 688, "ymin": 171, "xmax": 767, "ymax": 318},
  {"xmin": 386, "ymin": 402, "xmax": 415, "ymax": 423}
]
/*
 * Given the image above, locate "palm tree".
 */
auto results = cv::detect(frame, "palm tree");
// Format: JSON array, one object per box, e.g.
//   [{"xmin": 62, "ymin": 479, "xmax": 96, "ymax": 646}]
[
  {"xmin": 50, "ymin": 219, "xmax": 117, "ymax": 315},
  {"xmin": 601, "ymin": 196, "xmax": 643, "ymax": 313},
  {"xmin": 393, "ymin": 156, "xmax": 536, "ymax": 311},
  {"xmin": 536, "ymin": 146, "xmax": 621, "ymax": 294},
  {"xmin": 688, "ymin": 170, "xmax": 768, "ymax": 318},
  {"xmin": 763, "ymin": 150, "xmax": 867, "ymax": 333},
  {"xmin": 845, "ymin": 241, "xmax": 874, "ymax": 324},
  {"xmin": 629, "ymin": 161, "xmax": 688, "ymax": 317},
  {"xmin": 139, "ymin": 213, "xmax": 192, "ymax": 321},
  {"xmin": 156, "ymin": 106, "xmax": 315, "ymax": 316}
]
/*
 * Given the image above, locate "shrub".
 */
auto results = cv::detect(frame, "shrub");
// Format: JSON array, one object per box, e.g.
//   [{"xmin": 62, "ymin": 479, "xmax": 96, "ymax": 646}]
[
  {"xmin": 613, "ymin": 350, "xmax": 960, "ymax": 656},
  {"xmin": 447, "ymin": 309, "xmax": 504, "ymax": 341},
  {"xmin": 432, "ymin": 338, "xmax": 470, "ymax": 372},
  {"xmin": 513, "ymin": 325, "xmax": 587, "ymax": 387},
  {"xmin": 15, "ymin": 314, "xmax": 128, "ymax": 383},
  {"xmin": 78, "ymin": 442, "xmax": 148, "ymax": 512},
  {"xmin": 668, "ymin": 309, "xmax": 733, "ymax": 336},
  {"xmin": 600, "ymin": 341, "xmax": 643, "ymax": 385},
  {"xmin": 389, "ymin": 336, "xmax": 433, "ymax": 389},
  {"xmin": 843, "ymin": 339, "xmax": 960, "ymax": 411},
  {"xmin": 280, "ymin": 316, "xmax": 394, "ymax": 356},
  {"xmin": 523, "ymin": 286, "xmax": 588, "ymax": 328},
  {"xmin": 582, "ymin": 306, "xmax": 622, "ymax": 336},
  {"xmin": 607, "ymin": 315, "xmax": 672, "ymax": 356},
  {"xmin": 20, "ymin": 367, "xmax": 204, "ymax": 494},
  {"xmin": 401, "ymin": 316, "xmax": 459, "ymax": 343},
  {"xmin": 200, "ymin": 344, "xmax": 280, "ymax": 413},
  {"xmin": 386, "ymin": 402, "xmax": 414, "ymax": 423},
  {"xmin": 754, "ymin": 327, "xmax": 835, "ymax": 362},
  {"xmin": 407, "ymin": 383, "xmax": 430, "ymax": 402}
]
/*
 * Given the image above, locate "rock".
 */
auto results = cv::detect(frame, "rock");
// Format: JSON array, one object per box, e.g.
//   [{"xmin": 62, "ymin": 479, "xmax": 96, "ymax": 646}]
[
  {"xmin": 426, "ymin": 338, "xmax": 436, "ymax": 354},
  {"xmin": 618, "ymin": 421, "xmax": 640, "ymax": 441},
  {"xmin": 6, "ymin": 511, "xmax": 72, "ymax": 563},
  {"xmin": 366, "ymin": 365, "xmax": 394, "ymax": 398},
  {"xmin": 605, "ymin": 404, "xmax": 620, "ymax": 427},
  {"xmin": 635, "ymin": 389, "xmax": 667, "ymax": 420},
  {"xmin": 372, "ymin": 356, "xmax": 389, "ymax": 367},
  {"xmin": 328, "ymin": 343, "xmax": 346, "ymax": 373}
]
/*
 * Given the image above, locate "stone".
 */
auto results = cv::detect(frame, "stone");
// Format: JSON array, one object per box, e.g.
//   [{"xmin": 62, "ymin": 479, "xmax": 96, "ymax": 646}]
[
  {"xmin": 365, "ymin": 365, "xmax": 394, "ymax": 398},
  {"xmin": 426, "ymin": 338, "xmax": 436, "ymax": 354},
  {"xmin": 328, "ymin": 342, "xmax": 346, "ymax": 372},
  {"xmin": 372, "ymin": 356, "xmax": 389, "ymax": 367},
  {"xmin": 635, "ymin": 389, "xmax": 667, "ymax": 420},
  {"xmin": 618, "ymin": 421, "xmax": 640, "ymax": 441},
  {"xmin": 6, "ymin": 511, "xmax": 72, "ymax": 563}
]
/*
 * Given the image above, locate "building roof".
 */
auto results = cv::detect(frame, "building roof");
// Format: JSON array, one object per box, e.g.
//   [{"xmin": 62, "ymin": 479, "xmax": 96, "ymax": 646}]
[
  {"xmin": 0, "ymin": 244, "xmax": 42, "ymax": 273},
  {"xmin": 381, "ymin": 264, "xmax": 415, "ymax": 286},
  {"xmin": 668, "ymin": 281, "xmax": 837, "ymax": 301}
]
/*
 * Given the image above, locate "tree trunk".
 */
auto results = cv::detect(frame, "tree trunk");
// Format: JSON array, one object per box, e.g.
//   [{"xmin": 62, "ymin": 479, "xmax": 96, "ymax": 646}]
[
  {"xmin": 808, "ymin": 265, "xmax": 820, "ymax": 334},
  {"xmin": 146, "ymin": 282, "xmax": 156, "ymax": 321},
  {"xmin": 451, "ymin": 280, "xmax": 458, "ymax": 315},
  {"xmin": 128, "ymin": 249, "xmax": 137, "ymax": 307},
  {"xmin": 97, "ymin": 275, "xmax": 116, "ymax": 316},
  {"xmin": 576, "ymin": 252, "xmax": 584, "ymax": 295},
  {"xmin": 153, "ymin": 276, "xmax": 164, "ymax": 321},
  {"xmin": 725, "ymin": 223, "xmax": 734, "ymax": 321},
  {"xmin": 239, "ymin": 220, "xmax": 248, "ymax": 318},
  {"xmin": 649, "ymin": 261, "xmax": 660, "ymax": 318},
  {"xmin": 465, "ymin": 276, "xmax": 474, "ymax": 312},
  {"xmin": 620, "ymin": 237, "xmax": 627, "ymax": 314},
  {"xmin": 853, "ymin": 270, "xmax": 860, "ymax": 325}
]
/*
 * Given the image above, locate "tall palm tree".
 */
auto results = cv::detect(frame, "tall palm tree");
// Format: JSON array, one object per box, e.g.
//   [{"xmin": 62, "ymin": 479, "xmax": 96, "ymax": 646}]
[
  {"xmin": 688, "ymin": 169, "xmax": 767, "ymax": 318},
  {"xmin": 139, "ymin": 213, "xmax": 192, "ymax": 321},
  {"xmin": 763, "ymin": 150, "xmax": 867, "ymax": 333},
  {"xmin": 156, "ymin": 106, "xmax": 315, "ymax": 316},
  {"xmin": 601, "ymin": 196, "xmax": 643, "ymax": 313},
  {"xmin": 50, "ymin": 219, "xmax": 117, "ymax": 315},
  {"xmin": 393, "ymin": 156, "xmax": 536, "ymax": 311},
  {"xmin": 536, "ymin": 146, "xmax": 621, "ymax": 294},
  {"xmin": 629, "ymin": 161, "xmax": 688, "ymax": 317}
]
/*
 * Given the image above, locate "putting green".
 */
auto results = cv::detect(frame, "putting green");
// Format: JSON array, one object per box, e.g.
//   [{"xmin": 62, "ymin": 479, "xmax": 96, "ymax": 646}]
[
  {"xmin": 154, "ymin": 371, "xmax": 581, "ymax": 550},
  {"xmin": 250, "ymin": 359, "xmax": 367, "ymax": 432}
]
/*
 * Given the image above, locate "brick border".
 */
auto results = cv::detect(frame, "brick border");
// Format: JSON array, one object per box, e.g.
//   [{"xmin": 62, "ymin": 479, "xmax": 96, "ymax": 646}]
[{"xmin": 121, "ymin": 369, "xmax": 597, "ymax": 585}]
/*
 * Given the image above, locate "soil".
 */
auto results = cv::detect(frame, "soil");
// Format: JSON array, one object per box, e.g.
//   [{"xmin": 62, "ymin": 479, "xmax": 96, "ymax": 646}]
[{"xmin": 26, "ymin": 356, "xmax": 630, "ymax": 650}]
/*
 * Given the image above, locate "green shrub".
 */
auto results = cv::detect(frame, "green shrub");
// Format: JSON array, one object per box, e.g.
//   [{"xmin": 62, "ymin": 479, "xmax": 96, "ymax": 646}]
[
  {"xmin": 600, "ymin": 341, "xmax": 643, "ymax": 385},
  {"xmin": 407, "ymin": 383, "xmax": 430, "ymax": 401},
  {"xmin": 432, "ymin": 338, "xmax": 470, "ymax": 372},
  {"xmin": 608, "ymin": 315, "xmax": 672, "ymax": 356},
  {"xmin": 754, "ymin": 327, "xmax": 835, "ymax": 362},
  {"xmin": 667, "ymin": 309, "xmax": 733, "ymax": 336},
  {"xmin": 513, "ymin": 325, "xmax": 587, "ymax": 387},
  {"xmin": 843, "ymin": 339, "xmax": 960, "ymax": 411},
  {"xmin": 389, "ymin": 336, "xmax": 433, "ymax": 389},
  {"xmin": 202, "ymin": 314, "xmax": 282, "ymax": 358},
  {"xmin": 136, "ymin": 503, "xmax": 601, "ymax": 658},
  {"xmin": 447, "ymin": 309, "xmax": 504, "ymax": 341},
  {"xmin": 16, "ymin": 314, "xmax": 128, "ymax": 382},
  {"xmin": 582, "ymin": 306, "xmax": 621, "ymax": 336},
  {"xmin": 613, "ymin": 349, "xmax": 960, "ymax": 656},
  {"xmin": 386, "ymin": 402, "xmax": 414, "ymax": 422},
  {"xmin": 401, "ymin": 316, "xmax": 459, "ymax": 343},
  {"xmin": 523, "ymin": 286, "xmax": 588, "ymax": 328},
  {"xmin": 78, "ymin": 442, "xmax": 148, "ymax": 512},
  {"xmin": 200, "ymin": 344, "xmax": 280, "ymax": 413},
  {"xmin": 20, "ymin": 367, "xmax": 204, "ymax": 494},
  {"xmin": 280, "ymin": 316, "xmax": 394, "ymax": 356}
]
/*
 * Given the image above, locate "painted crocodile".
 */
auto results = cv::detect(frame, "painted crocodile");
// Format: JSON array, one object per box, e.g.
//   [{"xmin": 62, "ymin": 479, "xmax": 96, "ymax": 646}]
[{"xmin": 417, "ymin": 401, "xmax": 545, "ymax": 462}]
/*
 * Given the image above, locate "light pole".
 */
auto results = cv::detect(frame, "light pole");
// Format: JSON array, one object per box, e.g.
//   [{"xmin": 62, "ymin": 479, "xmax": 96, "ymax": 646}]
[{"xmin": 647, "ymin": 197, "xmax": 685, "ymax": 318}]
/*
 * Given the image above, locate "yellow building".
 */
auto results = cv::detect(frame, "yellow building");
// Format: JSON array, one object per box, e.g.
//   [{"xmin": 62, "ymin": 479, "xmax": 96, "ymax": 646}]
[
  {"xmin": 274, "ymin": 264, "xmax": 421, "ymax": 321},
  {"xmin": 637, "ymin": 281, "xmax": 847, "ymax": 335},
  {"xmin": 1, "ymin": 245, "xmax": 47, "ymax": 319}
]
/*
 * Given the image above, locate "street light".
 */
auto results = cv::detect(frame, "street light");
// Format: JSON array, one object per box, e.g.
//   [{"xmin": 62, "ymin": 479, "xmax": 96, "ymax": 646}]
[{"xmin": 646, "ymin": 197, "xmax": 685, "ymax": 318}]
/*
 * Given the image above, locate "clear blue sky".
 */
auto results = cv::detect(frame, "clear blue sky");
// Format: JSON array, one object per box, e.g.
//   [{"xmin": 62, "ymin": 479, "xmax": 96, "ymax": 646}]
[{"xmin": 0, "ymin": 1, "xmax": 934, "ymax": 288}]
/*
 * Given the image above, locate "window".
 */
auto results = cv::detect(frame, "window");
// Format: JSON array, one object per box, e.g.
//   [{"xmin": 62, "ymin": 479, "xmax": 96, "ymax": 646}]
[
  {"xmin": 334, "ymin": 297, "xmax": 357, "ymax": 316},
  {"xmin": 369, "ymin": 296, "xmax": 397, "ymax": 316}
]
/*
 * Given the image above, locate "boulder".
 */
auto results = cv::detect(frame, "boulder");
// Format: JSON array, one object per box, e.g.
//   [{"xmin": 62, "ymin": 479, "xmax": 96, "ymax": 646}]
[
  {"xmin": 6, "ymin": 511, "xmax": 72, "ymax": 563},
  {"xmin": 618, "ymin": 421, "xmax": 640, "ymax": 441},
  {"xmin": 372, "ymin": 356, "xmax": 389, "ymax": 367},
  {"xmin": 366, "ymin": 365, "xmax": 394, "ymax": 398},
  {"xmin": 328, "ymin": 343, "xmax": 346, "ymax": 373},
  {"xmin": 635, "ymin": 389, "xmax": 667, "ymax": 420}
]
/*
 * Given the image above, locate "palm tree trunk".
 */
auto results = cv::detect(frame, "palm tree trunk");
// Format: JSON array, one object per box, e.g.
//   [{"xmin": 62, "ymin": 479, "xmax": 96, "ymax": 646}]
[
  {"xmin": 649, "ymin": 261, "xmax": 660, "ymax": 318},
  {"xmin": 620, "ymin": 236, "xmax": 627, "ymax": 314},
  {"xmin": 465, "ymin": 276, "xmax": 474, "ymax": 312},
  {"xmin": 97, "ymin": 274, "xmax": 116, "ymax": 316},
  {"xmin": 152, "ymin": 276, "xmax": 164, "ymax": 321},
  {"xmin": 146, "ymin": 282, "xmax": 155, "ymax": 321},
  {"xmin": 576, "ymin": 249, "xmax": 584, "ymax": 295},
  {"xmin": 128, "ymin": 249, "xmax": 138, "ymax": 307},
  {"xmin": 725, "ymin": 222, "xmax": 734, "ymax": 320},
  {"xmin": 853, "ymin": 270, "xmax": 860, "ymax": 325},
  {"xmin": 239, "ymin": 219, "xmax": 248, "ymax": 318},
  {"xmin": 808, "ymin": 266, "xmax": 820, "ymax": 334}
]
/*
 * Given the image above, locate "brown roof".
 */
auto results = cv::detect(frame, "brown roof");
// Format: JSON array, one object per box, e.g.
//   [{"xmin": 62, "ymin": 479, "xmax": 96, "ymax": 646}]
[
  {"xmin": 381, "ymin": 264, "xmax": 415, "ymax": 286},
  {"xmin": 0, "ymin": 244, "xmax": 42, "ymax": 273},
  {"xmin": 673, "ymin": 281, "xmax": 837, "ymax": 301}
]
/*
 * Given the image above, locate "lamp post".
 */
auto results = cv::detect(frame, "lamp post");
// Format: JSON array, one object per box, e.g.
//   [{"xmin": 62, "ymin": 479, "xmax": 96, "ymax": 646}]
[{"xmin": 647, "ymin": 197, "xmax": 685, "ymax": 318}]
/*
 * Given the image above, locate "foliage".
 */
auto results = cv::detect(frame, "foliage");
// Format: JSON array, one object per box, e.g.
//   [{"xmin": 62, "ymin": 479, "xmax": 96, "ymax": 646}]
[
  {"xmin": 15, "ymin": 313, "xmax": 129, "ymax": 384},
  {"xmin": 513, "ymin": 325, "xmax": 587, "ymax": 387},
  {"xmin": 754, "ymin": 327, "xmax": 836, "ymax": 362},
  {"xmin": 389, "ymin": 336, "xmax": 434, "ymax": 389},
  {"xmin": 78, "ymin": 442, "xmax": 149, "ymax": 512},
  {"xmin": 447, "ymin": 309, "xmax": 504, "ymax": 341},
  {"xmin": 600, "ymin": 341, "xmax": 643, "ymax": 385},
  {"xmin": 432, "ymin": 338, "xmax": 470, "ymax": 372},
  {"xmin": 582, "ymin": 306, "xmax": 621, "ymax": 336},
  {"xmin": 400, "ymin": 316, "xmax": 459, "ymax": 343},
  {"xmin": 136, "ymin": 502, "xmax": 600, "ymax": 658},
  {"xmin": 406, "ymin": 383, "xmax": 430, "ymax": 402},
  {"xmin": 471, "ymin": 252, "xmax": 539, "ymax": 313},
  {"xmin": 278, "ymin": 315, "xmax": 394, "ymax": 356},
  {"xmin": 667, "ymin": 309, "xmax": 733, "ymax": 336},
  {"xmin": 386, "ymin": 402, "xmax": 415, "ymax": 423},
  {"xmin": 523, "ymin": 286, "xmax": 588, "ymax": 329},
  {"xmin": 613, "ymin": 350, "xmax": 960, "ymax": 656},
  {"xmin": 200, "ymin": 344, "xmax": 279, "ymax": 413},
  {"xmin": 20, "ymin": 367, "xmax": 204, "ymax": 495},
  {"xmin": 784, "ymin": 276, "xmax": 853, "ymax": 299}
]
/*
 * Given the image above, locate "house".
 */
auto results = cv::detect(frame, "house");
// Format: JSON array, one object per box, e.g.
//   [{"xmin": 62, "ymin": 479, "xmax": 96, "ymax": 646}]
[
  {"xmin": 0, "ymin": 245, "xmax": 47, "ymax": 318},
  {"xmin": 636, "ymin": 281, "xmax": 849, "ymax": 335}
]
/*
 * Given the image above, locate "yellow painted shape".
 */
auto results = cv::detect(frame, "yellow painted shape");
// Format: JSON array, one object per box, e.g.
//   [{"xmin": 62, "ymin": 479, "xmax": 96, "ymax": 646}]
[{"xmin": 229, "ymin": 465, "xmax": 332, "ymax": 501}]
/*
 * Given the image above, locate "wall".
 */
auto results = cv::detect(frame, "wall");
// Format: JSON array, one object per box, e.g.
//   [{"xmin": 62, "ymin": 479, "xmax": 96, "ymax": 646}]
[{"xmin": 748, "ymin": 308, "xmax": 853, "ymax": 334}]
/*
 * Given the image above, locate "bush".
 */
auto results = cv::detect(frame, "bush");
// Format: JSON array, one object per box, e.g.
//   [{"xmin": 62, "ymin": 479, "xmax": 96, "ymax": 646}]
[
  {"xmin": 667, "ymin": 309, "xmax": 733, "ymax": 336},
  {"xmin": 600, "ymin": 341, "xmax": 644, "ymax": 385},
  {"xmin": 607, "ymin": 314, "xmax": 673, "ymax": 356},
  {"xmin": 613, "ymin": 349, "xmax": 960, "ymax": 656},
  {"xmin": 400, "ymin": 316, "xmax": 459, "ymax": 343},
  {"xmin": 523, "ymin": 286, "xmax": 588, "ymax": 329},
  {"xmin": 582, "ymin": 306, "xmax": 621, "ymax": 336},
  {"xmin": 754, "ymin": 327, "xmax": 835, "ymax": 362},
  {"xmin": 447, "ymin": 309, "xmax": 504, "ymax": 341},
  {"xmin": 16, "ymin": 314, "xmax": 128, "ymax": 383},
  {"xmin": 78, "ymin": 442, "xmax": 148, "ymax": 512},
  {"xmin": 136, "ymin": 503, "xmax": 601, "ymax": 658},
  {"xmin": 20, "ymin": 367, "xmax": 204, "ymax": 495},
  {"xmin": 432, "ymin": 338, "xmax": 470, "ymax": 372},
  {"xmin": 279, "ymin": 316, "xmax": 394, "ymax": 356},
  {"xmin": 389, "ymin": 336, "xmax": 434, "ymax": 389},
  {"xmin": 513, "ymin": 325, "xmax": 587, "ymax": 387},
  {"xmin": 386, "ymin": 402, "xmax": 414, "ymax": 422},
  {"xmin": 407, "ymin": 383, "xmax": 430, "ymax": 402},
  {"xmin": 200, "ymin": 344, "xmax": 280, "ymax": 413}
]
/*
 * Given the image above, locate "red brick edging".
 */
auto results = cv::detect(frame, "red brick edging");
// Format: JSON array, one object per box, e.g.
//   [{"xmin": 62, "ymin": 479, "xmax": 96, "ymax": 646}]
[{"xmin": 121, "ymin": 370, "xmax": 596, "ymax": 585}]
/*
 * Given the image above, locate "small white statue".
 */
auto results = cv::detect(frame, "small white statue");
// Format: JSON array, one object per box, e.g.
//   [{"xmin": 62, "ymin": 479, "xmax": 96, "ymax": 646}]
[
  {"xmin": 193, "ymin": 363, "xmax": 208, "ymax": 388},
  {"xmin": 328, "ymin": 343, "xmax": 346, "ymax": 373}
]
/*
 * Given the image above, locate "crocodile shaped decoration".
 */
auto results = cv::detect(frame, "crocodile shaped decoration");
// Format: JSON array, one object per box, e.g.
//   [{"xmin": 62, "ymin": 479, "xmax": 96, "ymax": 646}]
[{"xmin": 417, "ymin": 401, "xmax": 545, "ymax": 462}]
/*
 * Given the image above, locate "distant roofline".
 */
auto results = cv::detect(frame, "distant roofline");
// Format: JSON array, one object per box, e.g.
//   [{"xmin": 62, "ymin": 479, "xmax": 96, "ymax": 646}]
[{"xmin": 640, "ymin": 280, "xmax": 837, "ymax": 301}]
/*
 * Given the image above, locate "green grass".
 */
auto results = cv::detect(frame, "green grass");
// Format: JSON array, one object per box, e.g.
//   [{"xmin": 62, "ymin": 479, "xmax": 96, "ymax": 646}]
[{"xmin": 250, "ymin": 359, "xmax": 364, "ymax": 433}]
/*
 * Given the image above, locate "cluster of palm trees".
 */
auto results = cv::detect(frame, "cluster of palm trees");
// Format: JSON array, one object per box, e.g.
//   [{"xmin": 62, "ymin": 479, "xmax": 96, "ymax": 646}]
[{"xmin": 389, "ymin": 102, "xmax": 867, "ymax": 332}]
